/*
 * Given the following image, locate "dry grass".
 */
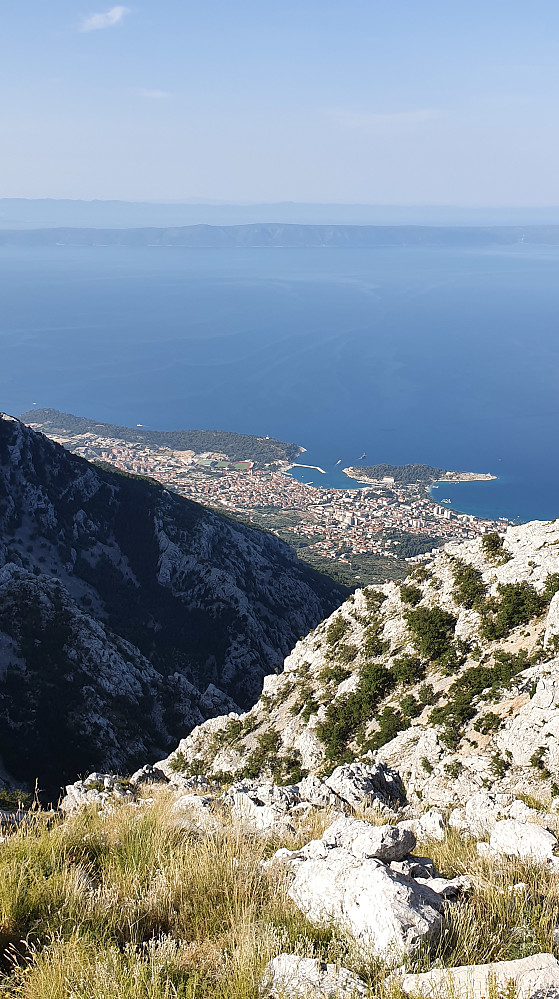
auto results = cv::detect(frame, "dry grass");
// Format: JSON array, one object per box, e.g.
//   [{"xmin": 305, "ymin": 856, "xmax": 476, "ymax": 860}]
[
  {"xmin": 0, "ymin": 793, "xmax": 356, "ymax": 998},
  {"xmin": 0, "ymin": 796, "xmax": 558, "ymax": 997},
  {"xmin": 411, "ymin": 829, "xmax": 559, "ymax": 971}
]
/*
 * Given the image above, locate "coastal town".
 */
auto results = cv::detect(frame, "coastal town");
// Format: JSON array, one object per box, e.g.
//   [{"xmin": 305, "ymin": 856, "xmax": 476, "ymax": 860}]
[{"xmin": 28, "ymin": 423, "xmax": 510, "ymax": 584}]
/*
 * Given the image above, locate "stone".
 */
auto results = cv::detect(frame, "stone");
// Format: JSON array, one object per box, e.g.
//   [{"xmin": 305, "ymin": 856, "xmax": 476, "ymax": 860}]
[
  {"xmin": 398, "ymin": 952, "xmax": 559, "ymax": 999},
  {"xmin": 231, "ymin": 792, "xmax": 294, "ymax": 835},
  {"xmin": 129, "ymin": 764, "xmax": 168, "ymax": 787},
  {"xmin": 172, "ymin": 793, "xmax": 220, "ymax": 833},
  {"xmin": 324, "ymin": 761, "xmax": 403, "ymax": 810},
  {"xmin": 288, "ymin": 848, "xmax": 444, "ymax": 959},
  {"xmin": 390, "ymin": 855, "xmax": 439, "ymax": 880},
  {"xmin": 487, "ymin": 819, "xmax": 559, "ymax": 864},
  {"xmin": 260, "ymin": 954, "xmax": 368, "ymax": 998},
  {"xmin": 297, "ymin": 775, "xmax": 340, "ymax": 808},
  {"xmin": 544, "ymin": 592, "xmax": 559, "ymax": 650},
  {"xmin": 322, "ymin": 816, "xmax": 416, "ymax": 862},
  {"xmin": 417, "ymin": 809, "xmax": 446, "ymax": 842},
  {"xmin": 60, "ymin": 773, "xmax": 134, "ymax": 813}
]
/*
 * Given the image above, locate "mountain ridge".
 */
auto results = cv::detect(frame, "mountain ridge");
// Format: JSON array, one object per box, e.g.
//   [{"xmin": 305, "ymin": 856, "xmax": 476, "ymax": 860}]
[{"xmin": 4, "ymin": 222, "xmax": 559, "ymax": 248}]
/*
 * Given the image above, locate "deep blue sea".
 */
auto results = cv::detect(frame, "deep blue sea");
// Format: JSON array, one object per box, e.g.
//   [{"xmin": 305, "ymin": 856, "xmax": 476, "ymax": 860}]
[{"xmin": 1, "ymin": 244, "xmax": 558, "ymax": 523}]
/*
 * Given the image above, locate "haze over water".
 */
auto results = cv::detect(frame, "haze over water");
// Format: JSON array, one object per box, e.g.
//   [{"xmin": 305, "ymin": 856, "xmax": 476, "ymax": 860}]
[{"xmin": 2, "ymin": 243, "xmax": 558, "ymax": 523}]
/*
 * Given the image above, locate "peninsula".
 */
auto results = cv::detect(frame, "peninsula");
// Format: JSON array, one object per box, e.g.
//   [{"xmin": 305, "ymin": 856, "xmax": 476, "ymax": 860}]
[{"xmin": 343, "ymin": 463, "xmax": 497, "ymax": 486}]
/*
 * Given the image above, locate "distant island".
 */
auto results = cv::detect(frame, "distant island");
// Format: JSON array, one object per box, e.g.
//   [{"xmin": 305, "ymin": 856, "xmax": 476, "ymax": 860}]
[
  {"xmin": 20, "ymin": 409, "xmax": 301, "ymax": 467},
  {"xmin": 4, "ymin": 222, "xmax": 559, "ymax": 248},
  {"xmin": 343, "ymin": 463, "xmax": 497, "ymax": 486}
]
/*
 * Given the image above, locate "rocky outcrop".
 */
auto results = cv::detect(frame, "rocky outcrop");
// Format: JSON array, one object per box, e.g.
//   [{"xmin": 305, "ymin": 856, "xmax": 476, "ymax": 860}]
[{"xmin": 159, "ymin": 519, "xmax": 559, "ymax": 809}]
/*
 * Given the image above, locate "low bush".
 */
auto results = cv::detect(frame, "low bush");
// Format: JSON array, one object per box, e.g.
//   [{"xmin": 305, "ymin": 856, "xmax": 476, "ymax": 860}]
[
  {"xmin": 480, "ymin": 583, "xmax": 545, "ymax": 640},
  {"xmin": 399, "ymin": 583, "xmax": 422, "ymax": 606},
  {"xmin": 325, "ymin": 615, "xmax": 350, "ymax": 647},
  {"xmin": 451, "ymin": 559, "xmax": 486, "ymax": 609},
  {"xmin": 482, "ymin": 532, "xmax": 511, "ymax": 563},
  {"xmin": 406, "ymin": 605, "xmax": 457, "ymax": 660}
]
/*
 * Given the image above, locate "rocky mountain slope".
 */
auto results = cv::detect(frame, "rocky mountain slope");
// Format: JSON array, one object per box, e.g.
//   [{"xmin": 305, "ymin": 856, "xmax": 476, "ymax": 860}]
[
  {"xmin": 0, "ymin": 414, "xmax": 343, "ymax": 793},
  {"xmin": 161, "ymin": 520, "xmax": 559, "ymax": 802}
]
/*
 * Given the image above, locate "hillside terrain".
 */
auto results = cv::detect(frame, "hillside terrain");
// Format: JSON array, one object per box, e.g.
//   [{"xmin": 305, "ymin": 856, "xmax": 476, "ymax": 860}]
[
  {"xmin": 161, "ymin": 520, "xmax": 559, "ymax": 803},
  {"xmin": 0, "ymin": 414, "xmax": 343, "ymax": 794},
  {"xmin": 20, "ymin": 409, "xmax": 300, "ymax": 466}
]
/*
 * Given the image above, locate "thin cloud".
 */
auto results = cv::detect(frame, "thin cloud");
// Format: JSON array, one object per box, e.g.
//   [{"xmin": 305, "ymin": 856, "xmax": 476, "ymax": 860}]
[
  {"xmin": 138, "ymin": 89, "xmax": 172, "ymax": 100},
  {"xmin": 328, "ymin": 108, "xmax": 442, "ymax": 133},
  {"xmin": 80, "ymin": 6, "xmax": 130, "ymax": 32}
]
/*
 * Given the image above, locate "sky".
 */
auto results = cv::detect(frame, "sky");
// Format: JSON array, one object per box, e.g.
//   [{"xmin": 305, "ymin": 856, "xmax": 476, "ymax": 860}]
[{"xmin": 2, "ymin": 1, "xmax": 559, "ymax": 204}]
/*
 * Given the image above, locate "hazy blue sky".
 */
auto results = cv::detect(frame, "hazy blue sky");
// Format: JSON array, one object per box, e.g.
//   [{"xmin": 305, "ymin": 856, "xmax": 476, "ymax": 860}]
[{"xmin": 2, "ymin": 1, "xmax": 559, "ymax": 203}]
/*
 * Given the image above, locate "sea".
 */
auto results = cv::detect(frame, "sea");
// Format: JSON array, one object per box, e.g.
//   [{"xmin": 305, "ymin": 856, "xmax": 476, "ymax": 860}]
[{"xmin": 1, "ymin": 243, "xmax": 559, "ymax": 523}]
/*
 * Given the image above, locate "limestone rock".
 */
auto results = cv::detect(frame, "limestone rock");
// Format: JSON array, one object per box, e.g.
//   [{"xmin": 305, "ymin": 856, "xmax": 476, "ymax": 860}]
[
  {"xmin": 172, "ymin": 793, "xmax": 221, "ymax": 833},
  {"xmin": 486, "ymin": 819, "xmax": 559, "ymax": 864},
  {"xmin": 260, "ymin": 954, "xmax": 367, "ymax": 998},
  {"xmin": 288, "ymin": 849, "xmax": 444, "ymax": 959},
  {"xmin": 398, "ymin": 952, "xmax": 559, "ymax": 999},
  {"xmin": 545, "ymin": 593, "xmax": 559, "ymax": 650},
  {"xmin": 231, "ymin": 792, "xmax": 294, "ymax": 835},
  {"xmin": 322, "ymin": 816, "xmax": 415, "ymax": 862},
  {"xmin": 129, "ymin": 764, "xmax": 168, "ymax": 787},
  {"xmin": 324, "ymin": 761, "xmax": 403, "ymax": 810},
  {"xmin": 60, "ymin": 773, "xmax": 134, "ymax": 813}
]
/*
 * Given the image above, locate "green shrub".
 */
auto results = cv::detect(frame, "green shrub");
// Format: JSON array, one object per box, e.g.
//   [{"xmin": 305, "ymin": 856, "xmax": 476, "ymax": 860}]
[
  {"xmin": 430, "ymin": 653, "xmax": 527, "ymax": 747},
  {"xmin": 482, "ymin": 532, "xmax": 511, "ymax": 563},
  {"xmin": 316, "ymin": 661, "xmax": 397, "ymax": 759},
  {"xmin": 452, "ymin": 559, "xmax": 486, "ymax": 609},
  {"xmin": 444, "ymin": 760, "xmax": 464, "ymax": 779},
  {"xmin": 400, "ymin": 694, "xmax": 421, "ymax": 719},
  {"xmin": 418, "ymin": 682, "xmax": 437, "ymax": 706},
  {"xmin": 435, "ymin": 639, "xmax": 469, "ymax": 677},
  {"xmin": 366, "ymin": 707, "xmax": 408, "ymax": 751},
  {"xmin": 474, "ymin": 711, "xmax": 501, "ymax": 735},
  {"xmin": 361, "ymin": 619, "xmax": 388, "ymax": 658},
  {"xmin": 409, "ymin": 564, "xmax": 431, "ymax": 583},
  {"xmin": 325, "ymin": 615, "xmax": 350, "ymax": 647},
  {"xmin": 362, "ymin": 587, "xmax": 387, "ymax": 613},
  {"xmin": 392, "ymin": 655, "xmax": 425, "ymax": 686},
  {"xmin": 406, "ymin": 606, "xmax": 457, "ymax": 660},
  {"xmin": 319, "ymin": 662, "xmax": 352, "ymax": 686},
  {"xmin": 542, "ymin": 573, "xmax": 559, "ymax": 604},
  {"xmin": 399, "ymin": 583, "xmax": 422, "ymax": 606},
  {"xmin": 480, "ymin": 583, "xmax": 544, "ymax": 641}
]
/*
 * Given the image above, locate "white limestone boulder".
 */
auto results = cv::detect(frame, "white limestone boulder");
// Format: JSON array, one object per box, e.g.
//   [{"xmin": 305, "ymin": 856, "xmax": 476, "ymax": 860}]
[
  {"xmin": 60, "ymin": 773, "xmax": 134, "ymax": 813},
  {"xmin": 485, "ymin": 819, "xmax": 559, "ymax": 864},
  {"xmin": 398, "ymin": 952, "xmax": 559, "ymax": 999},
  {"xmin": 260, "ymin": 954, "xmax": 367, "ymax": 998},
  {"xmin": 323, "ymin": 816, "xmax": 415, "ymax": 862},
  {"xmin": 288, "ymin": 848, "xmax": 444, "ymax": 959},
  {"xmin": 231, "ymin": 791, "xmax": 294, "ymax": 835},
  {"xmin": 324, "ymin": 761, "xmax": 403, "ymax": 810}
]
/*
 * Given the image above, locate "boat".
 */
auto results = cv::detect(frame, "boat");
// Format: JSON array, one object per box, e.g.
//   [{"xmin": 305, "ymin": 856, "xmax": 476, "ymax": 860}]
[
  {"xmin": 336, "ymin": 459, "xmax": 342, "ymax": 465},
  {"xmin": 136, "ymin": 423, "xmax": 143, "ymax": 427},
  {"xmin": 359, "ymin": 453, "xmax": 366, "ymax": 460}
]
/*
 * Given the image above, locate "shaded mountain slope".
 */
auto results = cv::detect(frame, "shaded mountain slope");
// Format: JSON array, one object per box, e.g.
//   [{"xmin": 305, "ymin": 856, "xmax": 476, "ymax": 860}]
[{"xmin": 0, "ymin": 414, "xmax": 343, "ymax": 793}]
